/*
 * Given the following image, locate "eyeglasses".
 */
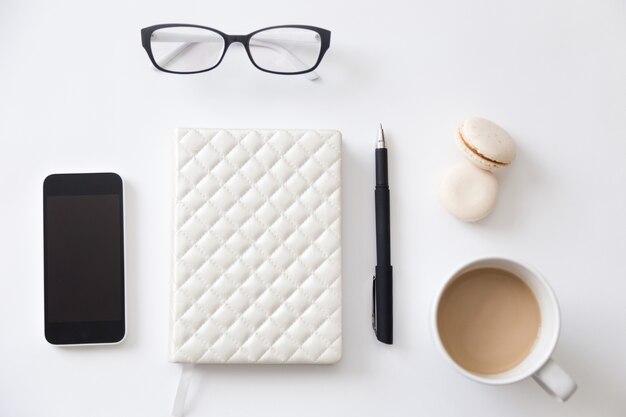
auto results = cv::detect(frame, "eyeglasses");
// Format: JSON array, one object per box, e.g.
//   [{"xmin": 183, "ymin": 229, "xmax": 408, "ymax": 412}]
[{"xmin": 140, "ymin": 24, "xmax": 331, "ymax": 81}]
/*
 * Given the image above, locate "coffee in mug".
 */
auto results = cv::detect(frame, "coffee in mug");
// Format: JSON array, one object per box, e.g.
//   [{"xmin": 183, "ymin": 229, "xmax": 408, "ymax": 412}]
[
  {"xmin": 437, "ymin": 268, "xmax": 541, "ymax": 375},
  {"xmin": 432, "ymin": 258, "xmax": 577, "ymax": 401}
]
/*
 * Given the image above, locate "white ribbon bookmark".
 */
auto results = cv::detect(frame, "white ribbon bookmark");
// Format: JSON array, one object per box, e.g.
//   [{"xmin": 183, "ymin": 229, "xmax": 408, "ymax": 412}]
[{"xmin": 172, "ymin": 364, "xmax": 194, "ymax": 417}]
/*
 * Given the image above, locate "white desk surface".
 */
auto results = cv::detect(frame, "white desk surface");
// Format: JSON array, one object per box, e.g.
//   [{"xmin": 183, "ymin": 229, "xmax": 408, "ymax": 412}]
[{"xmin": 1, "ymin": 0, "xmax": 625, "ymax": 415}]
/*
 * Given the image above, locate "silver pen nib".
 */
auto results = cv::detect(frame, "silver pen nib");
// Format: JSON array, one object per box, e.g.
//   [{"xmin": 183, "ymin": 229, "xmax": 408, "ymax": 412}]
[{"xmin": 377, "ymin": 123, "xmax": 386, "ymax": 149}]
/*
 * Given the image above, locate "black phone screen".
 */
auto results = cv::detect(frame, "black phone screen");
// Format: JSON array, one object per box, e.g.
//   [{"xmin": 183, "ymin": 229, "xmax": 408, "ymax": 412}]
[
  {"xmin": 44, "ymin": 173, "xmax": 125, "ymax": 344},
  {"xmin": 46, "ymin": 194, "xmax": 122, "ymax": 322}
]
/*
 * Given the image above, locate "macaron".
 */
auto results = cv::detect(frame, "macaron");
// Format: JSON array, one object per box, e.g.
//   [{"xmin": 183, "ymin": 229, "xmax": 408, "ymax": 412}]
[
  {"xmin": 439, "ymin": 161, "xmax": 498, "ymax": 222},
  {"xmin": 455, "ymin": 117, "xmax": 516, "ymax": 171}
]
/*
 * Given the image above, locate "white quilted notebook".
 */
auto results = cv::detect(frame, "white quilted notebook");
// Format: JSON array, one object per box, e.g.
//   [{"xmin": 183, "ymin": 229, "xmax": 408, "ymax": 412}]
[{"xmin": 171, "ymin": 128, "xmax": 342, "ymax": 365}]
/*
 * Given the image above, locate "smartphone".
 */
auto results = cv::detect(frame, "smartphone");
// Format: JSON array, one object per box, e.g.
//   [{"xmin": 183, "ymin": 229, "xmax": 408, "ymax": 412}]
[{"xmin": 43, "ymin": 173, "xmax": 125, "ymax": 345}]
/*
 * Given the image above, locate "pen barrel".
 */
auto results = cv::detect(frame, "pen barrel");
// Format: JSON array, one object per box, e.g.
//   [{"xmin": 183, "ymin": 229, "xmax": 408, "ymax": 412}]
[
  {"xmin": 375, "ymin": 148, "xmax": 388, "ymax": 187},
  {"xmin": 375, "ymin": 188, "xmax": 391, "ymax": 266},
  {"xmin": 374, "ymin": 265, "xmax": 393, "ymax": 344},
  {"xmin": 374, "ymin": 145, "xmax": 392, "ymax": 344}
]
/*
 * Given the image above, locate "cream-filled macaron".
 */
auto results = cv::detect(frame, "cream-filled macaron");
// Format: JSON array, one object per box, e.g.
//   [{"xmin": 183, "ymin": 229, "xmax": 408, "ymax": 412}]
[
  {"xmin": 439, "ymin": 161, "xmax": 498, "ymax": 222},
  {"xmin": 455, "ymin": 117, "xmax": 516, "ymax": 171}
]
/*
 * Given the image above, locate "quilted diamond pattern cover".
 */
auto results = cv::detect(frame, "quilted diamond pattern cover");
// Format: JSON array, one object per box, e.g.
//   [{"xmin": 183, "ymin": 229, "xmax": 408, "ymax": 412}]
[{"xmin": 171, "ymin": 128, "xmax": 342, "ymax": 364}]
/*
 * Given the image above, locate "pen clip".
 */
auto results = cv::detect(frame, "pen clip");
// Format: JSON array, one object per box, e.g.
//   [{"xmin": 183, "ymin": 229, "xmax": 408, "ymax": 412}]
[{"xmin": 372, "ymin": 275, "xmax": 377, "ymax": 334}]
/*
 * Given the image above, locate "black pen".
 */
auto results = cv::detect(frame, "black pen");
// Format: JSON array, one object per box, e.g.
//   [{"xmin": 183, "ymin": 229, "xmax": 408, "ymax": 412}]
[{"xmin": 373, "ymin": 124, "xmax": 393, "ymax": 344}]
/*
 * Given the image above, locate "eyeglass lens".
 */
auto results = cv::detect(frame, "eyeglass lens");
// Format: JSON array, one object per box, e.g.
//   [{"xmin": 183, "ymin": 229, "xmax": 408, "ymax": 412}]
[
  {"xmin": 150, "ymin": 27, "xmax": 225, "ymax": 73},
  {"xmin": 248, "ymin": 28, "xmax": 322, "ymax": 73}
]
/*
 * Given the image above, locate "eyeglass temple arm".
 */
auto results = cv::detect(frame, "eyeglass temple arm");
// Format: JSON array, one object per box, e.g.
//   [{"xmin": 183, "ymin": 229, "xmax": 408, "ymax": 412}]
[
  {"xmin": 247, "ymin": 39, "xmax": 319, "ymax": 81},
  {"xmin": 158, "ymin": 42, "xmax": 197, "ymax": 69},
  {"xmin": 150, "ymin": 32, "xmax": 320, "ymax": 81}
]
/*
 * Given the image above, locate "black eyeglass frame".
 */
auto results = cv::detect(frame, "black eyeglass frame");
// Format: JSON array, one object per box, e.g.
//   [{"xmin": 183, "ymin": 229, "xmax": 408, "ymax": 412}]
[{"xmin": 141, "ymin": 24, "xmax": 331, "ymax": 75}]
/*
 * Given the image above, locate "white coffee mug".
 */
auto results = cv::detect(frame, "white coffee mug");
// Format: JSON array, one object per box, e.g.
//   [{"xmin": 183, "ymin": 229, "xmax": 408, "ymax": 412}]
[{"xmin": 432, "ymin": 257, "xmax": 577, "ymax": 401}]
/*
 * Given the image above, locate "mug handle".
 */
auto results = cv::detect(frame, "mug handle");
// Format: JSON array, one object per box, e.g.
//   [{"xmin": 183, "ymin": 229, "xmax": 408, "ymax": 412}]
[{"xmin": 532, "ymin": 358, "xmax": 577, "ymax": 401}]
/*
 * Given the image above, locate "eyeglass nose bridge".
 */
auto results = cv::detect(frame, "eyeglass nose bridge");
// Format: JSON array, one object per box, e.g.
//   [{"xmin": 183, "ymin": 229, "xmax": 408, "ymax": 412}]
[{"xmin": 225, "ymin": 34, "xmax": 249, "ymax": 46}]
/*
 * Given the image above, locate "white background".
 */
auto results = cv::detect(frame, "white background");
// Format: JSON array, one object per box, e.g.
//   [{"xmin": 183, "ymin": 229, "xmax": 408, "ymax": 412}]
[{"xmin": 1, "ymin": 0, "xmax": 625, "ymax": 416}]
